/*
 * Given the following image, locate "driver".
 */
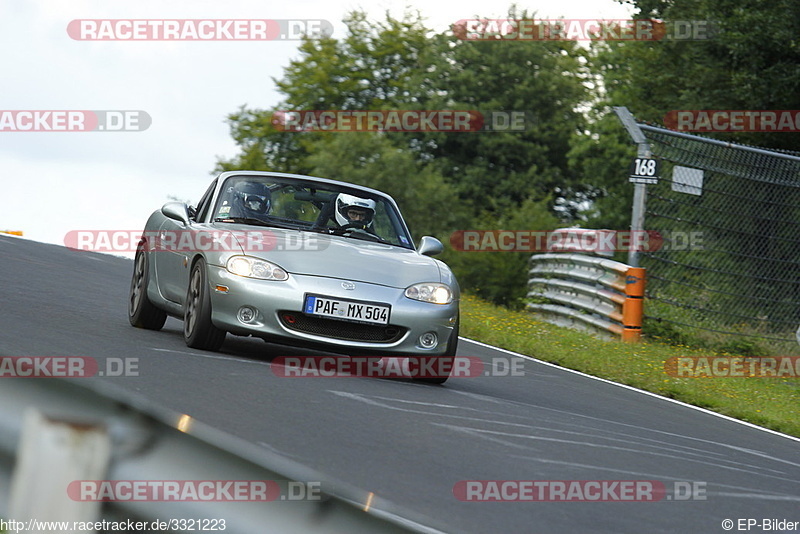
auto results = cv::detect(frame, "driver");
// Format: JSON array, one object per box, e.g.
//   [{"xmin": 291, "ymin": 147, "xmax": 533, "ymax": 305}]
[
  {"xmin": 334, "ymin": 193, "xmax": 376, "ymax": 230},
  {"xmin": 229, "ymin": 180, "xmax": 272, "ymax": 220}
]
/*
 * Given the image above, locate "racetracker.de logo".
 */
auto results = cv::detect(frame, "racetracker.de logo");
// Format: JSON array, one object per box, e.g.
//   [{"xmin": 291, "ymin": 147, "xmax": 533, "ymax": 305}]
[
  {"xmin": 664, "ymin": 110, "xmax": 800, "ymax": 132},
  {"xmin": 63, "ymin": 230, "xmax": 326, "ymax": 253},
  {"xmin": 453, "ymin": 480, "xmax": 707, "ymax": 501},
  {"xmin": 67, "ymin": 19, "xmax": 333, "ymax": 40},
  {"xmin": 271, "ymin": 110, "xmax": 533, "ymax": 132},
  {"xmin": 447, "ymin": 229, "xmax": 705, "ymax": 253},
  {"xmin": 271, "ymin": 356, "xmax": 525, "ymax": 378},
  {"xmin": 664, "ymin": 356, "xmax": 800, "ymax": 378},
  {"xmin": 0, "ymin": 110, "xmax": 150, "ymax": 132},
  {"xmin": 452, "ymin": 19, "xmax": 717, "ymax": 41},
  {"xmin": 0, "ymin": 357, "xmax": 138, "ymax": 377},
  {"xmin": 68, "ymin": 481, "xmax": 281, "ymax": 502}
]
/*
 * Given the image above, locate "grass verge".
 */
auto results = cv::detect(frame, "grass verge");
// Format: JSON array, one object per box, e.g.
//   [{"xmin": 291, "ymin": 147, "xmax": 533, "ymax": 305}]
[{"xmin": 460, "ymin": 293, "xmax": 800, "ymax": 438}]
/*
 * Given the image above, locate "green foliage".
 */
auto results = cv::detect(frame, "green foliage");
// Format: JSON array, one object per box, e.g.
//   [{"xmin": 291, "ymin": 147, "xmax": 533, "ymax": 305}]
[
  {"xmin": 304, "ymin": 133, "xmax": 468, "ymax": 240},
  {"xmin": 442, "ymin": 196, "xmax": 558, "ymax": 309},
  {"xmin": 566, "ymin": 111, "xmax": 637, "ymax": 228},
  {"xmin": 277, "ymin": 11, "xmax": 434, "ymax": 110},
  {"xmin": 567, "ymin": 0, "xmax": 800, "ymax": 348},
  {"xmin": 215, "ymin": 8, "xmax": 590, "ymax": 308},
  {"xmin": 716, "ymin": 338, "xmax": 770, "ymax": 358},
  {"xmin": 215, "ymin": 2, "xmax": 800, "ymax": 321},
  {"xmin": 644, "ymin": 315, "xmax": 692, "ymax": 346},
  {"xmin": 216, "ymin": 106, "xmax": 312, "ymax": 173},
  {"xmin": 410, "ymin": 8, "xmax": 590, "ymax": 214},
  {"xmin": 570, "ymin": 0, "xmax": 800, "ymax": 235},
  {"xmin": 598, "ymin": 0, "xmax": 800, "ymax": 150},
  {"xmin": 643, "ymin": 297, "xmax": 800, "ymax": 356},
  {"xmin": 216, "ymin": 11, "xmax": 436, "ymax": 174}
]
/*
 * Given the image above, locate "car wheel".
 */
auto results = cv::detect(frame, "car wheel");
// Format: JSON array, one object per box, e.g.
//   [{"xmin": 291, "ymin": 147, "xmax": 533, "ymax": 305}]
[
  {"xmin": 128, "ymin": 247, "xmax": 167, "ymax": 330},
  {"xmin": 184, "ymin": 258, "xmax": 226, "ymax": 351},
  {"xmin": 412, "ymin": 316, "xmax": 459, "ymax": 385}
]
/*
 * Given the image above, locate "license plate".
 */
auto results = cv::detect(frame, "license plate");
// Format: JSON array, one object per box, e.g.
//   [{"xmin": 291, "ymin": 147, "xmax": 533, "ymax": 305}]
[{"xmin": 303, "ymin": 295, "xmax": 391, "ymax": 325}]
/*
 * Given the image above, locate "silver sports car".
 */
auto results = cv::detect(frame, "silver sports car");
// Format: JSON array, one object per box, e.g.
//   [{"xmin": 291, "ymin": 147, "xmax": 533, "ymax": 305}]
[{"xmin": 128, "ymin": 171, "xmax": 459, "ymax": 383}]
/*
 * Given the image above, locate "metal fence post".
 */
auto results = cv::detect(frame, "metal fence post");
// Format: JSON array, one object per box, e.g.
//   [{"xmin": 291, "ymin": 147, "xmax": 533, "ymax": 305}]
[
  {"xmin": 613, "ymin": 106, "xmax": 652, "ymax": 268},
  {"xmin": 612, "ymin": 108, "xmax": 800, "ymax": 347}
]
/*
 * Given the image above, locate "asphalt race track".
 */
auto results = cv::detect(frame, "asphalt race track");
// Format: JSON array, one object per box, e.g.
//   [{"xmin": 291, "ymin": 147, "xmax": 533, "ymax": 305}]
[{"xmin": 1, "ymin": 234, "xmax": 798, "ymax": 533}]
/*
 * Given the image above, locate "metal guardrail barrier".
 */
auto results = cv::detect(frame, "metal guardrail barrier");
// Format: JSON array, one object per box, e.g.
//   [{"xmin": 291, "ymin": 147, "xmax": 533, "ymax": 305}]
[
  {"xmin": 527, "ymin": 253, "xmax": 645, "ymax": 341},
  {"xmin": 0, "ymin": 377, "xmax": 446, "ymax": 533}
]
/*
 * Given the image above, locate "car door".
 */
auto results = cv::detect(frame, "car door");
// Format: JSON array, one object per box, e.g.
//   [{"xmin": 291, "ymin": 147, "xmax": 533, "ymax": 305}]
[
  {"xmin": 154, "ymin": 215, "xmax": 189, "ymax": 304},
  {"xmin": 155, "ymin": 180, "xmax": 217, "ymax": 304}
]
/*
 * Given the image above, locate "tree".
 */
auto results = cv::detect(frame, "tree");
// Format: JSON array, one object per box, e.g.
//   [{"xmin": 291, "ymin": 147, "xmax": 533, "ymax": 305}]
[
  {"xmin": 410, "ymin": 9, "xmax": 590, "ymax": 216},
  {"xmin": 598, "ymin": 0, "xmax": 800, "ymax": 150},
  {"xmin": 568, "ymin": 0, "xmax": 800, "ymax": 232},
  {"xmin": 215, "ymin": 11, "xmax": 436, "ymax": 174},
  {"xmin": 579, "ymin": 0, "xmax": 800, "ymax": 342},
  {"xmin": 443, "ymin": 195, "xmax": 559, "ymax": 308},
  {"xmin": 215, "ymin": 9, "xmax": 593, "ymax": 306},
  {"xmin": 304, "ymin": 132, "xmax": 467, "ymax": 241}
]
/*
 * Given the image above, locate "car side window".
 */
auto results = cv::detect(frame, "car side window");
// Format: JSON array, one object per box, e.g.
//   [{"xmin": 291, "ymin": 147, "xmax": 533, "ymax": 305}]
[{"xmin": 193, "ymin": 179, "xmax": 218, "ymax": 222}]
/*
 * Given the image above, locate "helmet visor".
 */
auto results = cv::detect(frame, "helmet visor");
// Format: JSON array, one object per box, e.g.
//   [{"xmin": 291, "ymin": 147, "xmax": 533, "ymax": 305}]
[{"xmin": 244, "ymin": 194, "xmax": 268, "ymax": 213}]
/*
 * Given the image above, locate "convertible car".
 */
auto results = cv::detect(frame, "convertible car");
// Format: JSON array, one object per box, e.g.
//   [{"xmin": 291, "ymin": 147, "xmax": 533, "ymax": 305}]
[{"xmin": 128, "ymin": 171, "xmax": 459, "ymax": 383}]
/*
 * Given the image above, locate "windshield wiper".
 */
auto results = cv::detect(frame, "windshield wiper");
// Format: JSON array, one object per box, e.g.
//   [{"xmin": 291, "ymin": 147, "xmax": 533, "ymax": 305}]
[
  {"xmin": 325, "ymin": 226, "xmax": 391, "ymax": 244},
  {"xmin": 214, "ymin": 217, "xmax": 300, "ymax": 230},
  {"xmin": 214, "ymin": 217, "xmax": 270, "ymax": 226}
]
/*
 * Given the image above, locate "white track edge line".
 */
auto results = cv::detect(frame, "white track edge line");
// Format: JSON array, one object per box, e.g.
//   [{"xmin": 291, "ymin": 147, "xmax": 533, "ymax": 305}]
[{"xmin": 459, "ymin": 337, "xmax": 800, "ymax": 444}]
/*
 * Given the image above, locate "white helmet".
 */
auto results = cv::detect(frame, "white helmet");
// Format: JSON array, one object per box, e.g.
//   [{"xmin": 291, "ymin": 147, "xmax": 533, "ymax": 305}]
[{"xmin": 334, "ymin": 193, "xmax": 376, "ymax": 228}]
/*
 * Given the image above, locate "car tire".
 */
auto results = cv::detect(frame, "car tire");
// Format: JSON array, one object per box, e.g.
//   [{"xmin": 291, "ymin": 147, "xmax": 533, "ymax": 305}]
[
  {"xmin": 412, "ymin": 315, "xmax": 459, "ymax": 385},
  {"xmin": 128, "ymin": 247, "xmax": 167, "ymax": 330},
  {"xmin": 184, "ymin": 258, "xmax": 226, "ymax": 351}
]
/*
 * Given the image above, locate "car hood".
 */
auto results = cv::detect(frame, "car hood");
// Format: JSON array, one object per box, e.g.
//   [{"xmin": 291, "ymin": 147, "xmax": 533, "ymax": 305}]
[{"xmin": 224, "ymin": 225, "xmax": 443, "ymax": 288}]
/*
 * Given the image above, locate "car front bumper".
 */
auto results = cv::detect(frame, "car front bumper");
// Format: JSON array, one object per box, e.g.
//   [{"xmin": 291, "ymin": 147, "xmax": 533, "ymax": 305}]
[{"xmin": 207, "ymin": 266, "xmax": 458, "ymax": 355}]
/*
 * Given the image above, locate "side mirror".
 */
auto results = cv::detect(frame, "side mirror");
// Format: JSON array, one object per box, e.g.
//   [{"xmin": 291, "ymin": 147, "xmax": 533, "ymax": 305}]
[
  {"xmin": 418, "ymin": 236, "xmax": 444, "ymax": 256},
  {"xmin": 161, "ymin": 202, "xmax": 190, "ymax": 225}
]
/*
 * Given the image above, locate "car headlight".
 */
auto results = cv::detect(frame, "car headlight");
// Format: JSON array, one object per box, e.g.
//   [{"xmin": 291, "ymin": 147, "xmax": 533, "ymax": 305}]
[
  {"xmin": 405, "ymin": 283, "xmax": 453, "ymax": 304},
  {"xmin": 226, "ymin": 256, "xmax": 288, "ymax": 281}
]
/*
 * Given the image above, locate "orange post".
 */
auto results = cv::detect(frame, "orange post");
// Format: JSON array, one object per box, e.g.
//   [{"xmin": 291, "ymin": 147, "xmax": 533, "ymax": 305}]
[{"xmin": 622, "ymin": 267, "xmax": 646, "ymax": 342}]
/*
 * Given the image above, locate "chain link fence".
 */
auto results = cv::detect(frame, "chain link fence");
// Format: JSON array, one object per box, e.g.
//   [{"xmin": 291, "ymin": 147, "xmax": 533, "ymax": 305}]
[{"xmin": 617, "ymin": 112, "xmax": 800, "ymax": 352}]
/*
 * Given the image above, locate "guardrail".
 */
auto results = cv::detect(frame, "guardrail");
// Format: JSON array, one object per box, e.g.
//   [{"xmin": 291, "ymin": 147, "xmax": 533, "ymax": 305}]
[
  {"xmin": 527, "ymin": 253, "xmax": 645, "ymax": 341},
  {"xmin": 0, "ymin": 377, "xmax": 446, "ymax": 533}
]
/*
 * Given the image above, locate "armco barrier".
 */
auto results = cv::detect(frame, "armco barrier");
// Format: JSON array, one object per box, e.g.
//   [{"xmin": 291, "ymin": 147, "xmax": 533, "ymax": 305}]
[
  {"xmin": 0, "ymin": 377, "xmax": 446, "ymax": 533},
  {"xmin": 527, "ymin": 253, "xmax": 645, "ymax": 341}
]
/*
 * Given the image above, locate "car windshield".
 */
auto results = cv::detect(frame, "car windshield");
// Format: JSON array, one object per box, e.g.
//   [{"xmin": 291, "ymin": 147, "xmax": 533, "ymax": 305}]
[{"xmin": 212, "ymin": 175, "xmax": 414, "ymax": 249}]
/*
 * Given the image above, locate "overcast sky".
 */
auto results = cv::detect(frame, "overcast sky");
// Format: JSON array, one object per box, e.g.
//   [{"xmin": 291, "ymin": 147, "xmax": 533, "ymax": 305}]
[{"xmin": 0, "ymin": 0, "xmax": 633, "ymax": 254}]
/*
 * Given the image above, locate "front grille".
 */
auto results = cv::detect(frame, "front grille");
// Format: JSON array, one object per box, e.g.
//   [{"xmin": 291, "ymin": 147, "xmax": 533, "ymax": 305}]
[{"xmin": 278, "ymin": 311, "xmax": 406, "ymax": 343}]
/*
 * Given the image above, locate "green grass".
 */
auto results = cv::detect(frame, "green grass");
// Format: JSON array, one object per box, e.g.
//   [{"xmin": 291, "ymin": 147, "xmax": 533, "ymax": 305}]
[
  {"xmin": 460, "ymin": 293, "xmax": 800, "ymax": 438},
  {"xmin": 642, "ymin": 297, "xmax": 800, "ymax": 357}
]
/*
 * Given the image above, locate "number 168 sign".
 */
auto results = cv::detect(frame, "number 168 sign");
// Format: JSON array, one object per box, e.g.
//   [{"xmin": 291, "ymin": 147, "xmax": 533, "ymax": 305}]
[{"xmin": 629, "ymin": 157, "xmax": 660, "ymax": 184}]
